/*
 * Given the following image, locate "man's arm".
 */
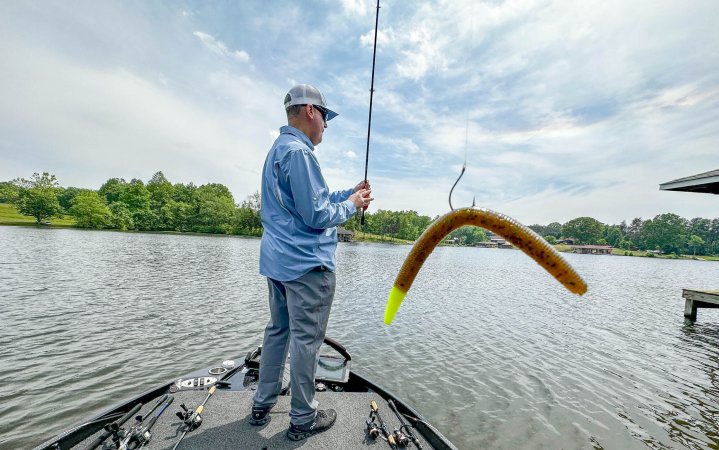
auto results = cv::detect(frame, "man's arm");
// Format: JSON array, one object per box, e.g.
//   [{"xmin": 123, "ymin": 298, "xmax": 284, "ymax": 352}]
[{"xmin": 287, "ymin": 148, "xmax": 357, "ymax": 229}]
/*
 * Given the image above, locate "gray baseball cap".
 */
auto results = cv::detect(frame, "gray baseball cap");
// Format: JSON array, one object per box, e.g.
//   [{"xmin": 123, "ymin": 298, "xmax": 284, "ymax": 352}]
[{"xmin": 284, "ymin": 84, "xmax": 338, "ymax": 121}]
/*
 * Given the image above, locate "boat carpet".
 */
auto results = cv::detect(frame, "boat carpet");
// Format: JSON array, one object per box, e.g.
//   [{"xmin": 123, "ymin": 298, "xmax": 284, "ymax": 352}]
[{"xmin": 77, "ymin": 389, "xmax": 432, "ymax": 449}]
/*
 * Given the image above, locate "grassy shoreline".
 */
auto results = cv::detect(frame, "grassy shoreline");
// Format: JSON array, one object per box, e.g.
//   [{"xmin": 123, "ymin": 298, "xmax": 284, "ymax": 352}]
[{"xmin": 2, "ymin": 203, "xmax": 716, "ymax": 260}]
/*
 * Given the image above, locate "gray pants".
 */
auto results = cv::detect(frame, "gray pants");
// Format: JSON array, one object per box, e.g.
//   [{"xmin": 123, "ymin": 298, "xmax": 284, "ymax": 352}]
[{"xmin": 253, "ymin": 269, "xmax": 336, "ymax": 425}]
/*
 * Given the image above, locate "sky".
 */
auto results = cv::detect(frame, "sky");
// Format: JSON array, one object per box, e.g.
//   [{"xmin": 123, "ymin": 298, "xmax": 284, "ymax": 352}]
[{"xmin": 0, "ymin": 0, "xmax": 717, "ymax": 225}]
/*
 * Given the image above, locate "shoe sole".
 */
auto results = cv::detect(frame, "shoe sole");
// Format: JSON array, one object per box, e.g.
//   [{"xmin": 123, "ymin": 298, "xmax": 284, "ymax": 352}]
[
  {"xmin": 287, "ymin": 425, "xmax": 335, "ymax": 441},
  {"xmin": 286, "ymin": 430, "xmax": 314, "ymax": 441},
  {"xmin": 249, "ymin": 416, "xmax": 269, "ymax": 426}
]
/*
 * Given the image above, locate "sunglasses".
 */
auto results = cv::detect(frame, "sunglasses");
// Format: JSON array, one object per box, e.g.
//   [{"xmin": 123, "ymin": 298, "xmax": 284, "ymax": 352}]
[{"xmin": 312, "ymin": 105, "xmax": 328, "ymax": 123}]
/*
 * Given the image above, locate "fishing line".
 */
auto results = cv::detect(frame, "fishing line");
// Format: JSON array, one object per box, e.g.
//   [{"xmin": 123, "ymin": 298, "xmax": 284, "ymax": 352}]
[{"xmin": 449, "ymin": 4, "xmax": 477, "ymax": 211}]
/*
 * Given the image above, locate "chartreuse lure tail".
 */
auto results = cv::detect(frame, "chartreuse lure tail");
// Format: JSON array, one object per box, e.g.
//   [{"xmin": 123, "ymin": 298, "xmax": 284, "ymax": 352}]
[{"xmin": 384, "ymin": 207, "xmax": 588, "ymax": 325}]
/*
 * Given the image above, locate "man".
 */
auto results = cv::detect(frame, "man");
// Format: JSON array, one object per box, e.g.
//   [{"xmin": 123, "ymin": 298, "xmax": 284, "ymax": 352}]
[{"xmin": 250, "ymin": 84, "xmax": 373, "ymax": 441}]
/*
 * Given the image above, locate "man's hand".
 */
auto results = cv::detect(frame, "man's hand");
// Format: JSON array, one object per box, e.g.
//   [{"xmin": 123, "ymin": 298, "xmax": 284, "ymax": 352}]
[
  {"xmin": 353, "ymin": 179, "xmax": 370, "ymax": 192},
  {"xmin": 349, "ymin": 188, "xmax": 373, "ymax": 209}
]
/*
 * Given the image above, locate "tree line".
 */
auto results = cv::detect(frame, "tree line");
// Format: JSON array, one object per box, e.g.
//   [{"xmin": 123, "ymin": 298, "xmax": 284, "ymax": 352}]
[
  {"xmin": 528, "ymin": 215, "xmax": 719, "ymax": 256},
  {"xmin": 1, "ymin": 172, "xmax": 717, "ymax": 255},
  {"xmin": 0, "ymin": 172, "xmax": 261, "ymax": 236}
]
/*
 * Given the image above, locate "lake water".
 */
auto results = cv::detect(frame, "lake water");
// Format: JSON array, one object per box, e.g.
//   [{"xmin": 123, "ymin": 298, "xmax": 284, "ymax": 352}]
[{"xmin": 1, "ymin": 226, "xmax": 719, "ymax": 449}]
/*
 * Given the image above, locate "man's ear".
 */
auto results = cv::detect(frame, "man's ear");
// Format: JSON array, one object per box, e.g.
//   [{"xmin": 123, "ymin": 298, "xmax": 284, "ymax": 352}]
[{"xmin": 305, "ymin": 104, "xmax": 315, "ymax": 120}]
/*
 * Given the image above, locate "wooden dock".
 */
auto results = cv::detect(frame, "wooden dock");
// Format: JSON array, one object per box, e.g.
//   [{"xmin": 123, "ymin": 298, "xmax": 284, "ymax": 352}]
[{"xmin": 683, "ymin": 289, "xmax": 719, "ymax": 321}]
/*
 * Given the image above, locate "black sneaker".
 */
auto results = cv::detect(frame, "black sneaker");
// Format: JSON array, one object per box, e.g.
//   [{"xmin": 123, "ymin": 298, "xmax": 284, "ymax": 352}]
[
  {"xmin": 286, "ymin": 409, "xmax": 337, "ymax": 441},
  {"xmin": 249, "ymin": 404, "xmax": 273, "ymax": 426}
]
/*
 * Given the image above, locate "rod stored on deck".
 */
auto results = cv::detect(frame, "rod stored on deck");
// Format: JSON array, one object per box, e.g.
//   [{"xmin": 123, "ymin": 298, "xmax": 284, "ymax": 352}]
[
  {"xmin": 116, "ymin": 394, "xmax": 174, "ymax": 449},
  {"xmin": 172, "ymin": 385, "xmax": 216, "ymax": 450},
  {"xmin": 84, "ymin": 403, "xmax": 142, "ymax": 450},
  {"xmin": 388, "ymin": 399, "xmax": 422, "ymax": 449},
  {"xmin": 367, "ymin": 400, "xmax": 398, "ymax": 449}
]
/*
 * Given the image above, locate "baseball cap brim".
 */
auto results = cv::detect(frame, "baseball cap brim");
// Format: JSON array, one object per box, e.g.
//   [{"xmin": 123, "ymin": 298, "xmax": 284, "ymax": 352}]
[{"xmin": 324, "ymin": 108, "xmax": 339, "ymax": 121}]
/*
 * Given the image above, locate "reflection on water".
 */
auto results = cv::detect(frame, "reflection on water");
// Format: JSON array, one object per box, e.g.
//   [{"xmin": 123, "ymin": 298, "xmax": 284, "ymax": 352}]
[{"xmin": 1, "ymin": 226, "xmax": 719, "ymax": 449}]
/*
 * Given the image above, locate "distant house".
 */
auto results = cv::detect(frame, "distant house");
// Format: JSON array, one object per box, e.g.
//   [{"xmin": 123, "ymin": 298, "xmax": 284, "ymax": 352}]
[
  {"xmin": 572, "ymin": 245, "xmax": 613, "ymax": 255},
  {"xmin": 337, "ymin": 227, "xmax": 354, "ymax": 242},
  {"xmin": 475, "ymin": 241, "xmax": 497, "ymax": 248},
  {"xmin": 487, "ymin": 232, "xmax": 513, "ymax": 249},
  {"xmin": 559, "ymin": 238, "xmax": 577, "ymax": 245}
]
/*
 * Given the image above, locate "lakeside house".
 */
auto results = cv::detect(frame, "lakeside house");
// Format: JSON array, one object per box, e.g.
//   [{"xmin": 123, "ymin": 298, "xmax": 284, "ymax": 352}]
[
  {"xmin": 337, "ymin": 227, "xmax": 354, "ymax": 242},
  {"xmin": 572, "ymin": 244, "xmax": 613, "ymax": 255},
  {"xmin": 477, "ymin": 232, "xmax": 513, "ymax": 249}
]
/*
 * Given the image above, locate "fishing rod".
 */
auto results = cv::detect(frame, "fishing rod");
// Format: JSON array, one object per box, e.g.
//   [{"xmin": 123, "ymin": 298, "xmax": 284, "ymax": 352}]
[
  {"xmin": 388, "ymin": 399, "xmax": 422, "ymax": 449},
  {"xmin": 84, "ymin": 403, "xmax": 142, "ymax": 450},
  {"xmin": 172, "ymin": 385, "xmax": 216, "ymax": 450},
  {"xmin": 366, "ymin": 400, "xmax": 398, "ymax": 449},
  {"xmin": 115, "ymin": 394, "xmax": 174, "ymax": 449},
  {"xmin": 361, "ymin": 0, "xmax": 381, "ymax": 226}
]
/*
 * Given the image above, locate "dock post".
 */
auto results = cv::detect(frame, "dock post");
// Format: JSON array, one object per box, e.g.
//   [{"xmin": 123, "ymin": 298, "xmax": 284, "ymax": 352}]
[
  {"xmin": 682, "ymin": 289, "xmax": 719, "ymax": 322},
  {"xmin": 684, "ymin": 298, "xmax": 698, "ymax": 321}
]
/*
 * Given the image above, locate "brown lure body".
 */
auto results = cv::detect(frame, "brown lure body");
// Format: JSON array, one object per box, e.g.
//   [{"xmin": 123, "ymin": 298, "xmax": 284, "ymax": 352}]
[{"xmin": 393, "ymin": 207, "xmax": 587, "ymax": 296}]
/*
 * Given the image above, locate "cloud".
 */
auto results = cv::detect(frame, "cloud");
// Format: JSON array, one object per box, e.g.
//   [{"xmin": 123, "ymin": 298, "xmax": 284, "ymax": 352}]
[
  {"xmin": 0, "ymin": 36, "xmax": 276, "ymax": 200},
  {"xmin": 340, "ymin": 0, "xmax": 370, "ymax": 17},
  {"xmin": 193, "ymin": 31, "xmax": 250, "ymax": 63},
  {"xmin": 1, "ymin": 0, "xmax": 717, "ymax": 226}
]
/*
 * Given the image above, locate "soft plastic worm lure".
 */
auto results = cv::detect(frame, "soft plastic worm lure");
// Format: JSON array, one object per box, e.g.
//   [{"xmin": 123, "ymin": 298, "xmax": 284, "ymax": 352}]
[{"xmin": 384, "ymin": 207, "xmax": 588, "ymax": 324}]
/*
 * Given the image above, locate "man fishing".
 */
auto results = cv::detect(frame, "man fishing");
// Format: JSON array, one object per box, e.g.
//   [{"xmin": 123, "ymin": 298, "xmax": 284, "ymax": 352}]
[{"xmin": 250, "ymin": 84, "xmax": 373, "ymax": 441}]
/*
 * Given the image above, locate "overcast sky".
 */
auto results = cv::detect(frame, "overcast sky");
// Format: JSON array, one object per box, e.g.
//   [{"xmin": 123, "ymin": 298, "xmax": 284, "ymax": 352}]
[{"xmin": 1, "ymin": 0, "xmax": 717, "ymax": 225}]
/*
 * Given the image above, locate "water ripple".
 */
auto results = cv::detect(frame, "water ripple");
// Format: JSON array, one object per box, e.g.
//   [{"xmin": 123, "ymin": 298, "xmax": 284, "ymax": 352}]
[{"xmin": 2, "ymin": 228, "xmax": 719, "ymax": 449}]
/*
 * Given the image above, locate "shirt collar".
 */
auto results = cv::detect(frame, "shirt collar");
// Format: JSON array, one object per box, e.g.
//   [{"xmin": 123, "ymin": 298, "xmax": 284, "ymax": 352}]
[{"xmin": 280, "ymin": 125, "xmax": 314, "ymax": 151}]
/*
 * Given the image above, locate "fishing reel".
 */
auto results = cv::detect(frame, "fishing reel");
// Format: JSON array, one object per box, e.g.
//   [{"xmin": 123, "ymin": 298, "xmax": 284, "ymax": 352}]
[
  {"xmin": 366, "ymin": 418, "xmax": 382, "ymax": 439},
  {"xmin": 393, "ymin": 428, "xmax": 410, "ymax": 447},
  {"xmin": 176, "ymin": 403, "xmax": 203, "ymax": 430},
  {"xmin": 102, "ymin": 422, "xmax": 127, "ymax": 449}
]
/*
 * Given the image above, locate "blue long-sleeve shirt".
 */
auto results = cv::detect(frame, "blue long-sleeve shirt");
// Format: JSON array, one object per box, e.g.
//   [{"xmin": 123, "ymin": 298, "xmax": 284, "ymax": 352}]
[{"xmin": 259, "ymin": 126, "xmax": 357, "ymax": 281}]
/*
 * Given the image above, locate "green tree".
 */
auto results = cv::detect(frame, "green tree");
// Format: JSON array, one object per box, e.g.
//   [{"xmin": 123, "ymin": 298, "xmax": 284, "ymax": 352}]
[
  {"xmin": 687, "ymin": 234, "xmax": 705, "ymax": 257},
  {"xmin": 545, "ymin": 222, "xmax": 562, "ymax": 238},
  {"xmin": 627, "ymin": 217, "xmax": 644, "ymax": 247},
  {"xmin": 132, "ymin": 208, "xmax": 159, "ymax": 230},
  {"xmin": 232, "ymin": 191, "xmax": 262, "ymax": 235},
  {"xmin": 109, "ymin": 202, "xmax": 134, "ymax": 231},
  {"xmin": 70, "ymin": 192, "xmax": 111, "ymax": 229},
  {"xmin": 641, "ymin": 213, "xmax": 687, "ymax": 254},
  {"xmin": 604, "ymin": 226, "xmax": 623, "ymax": 247},
  {"xmin": 449, "ymin": 225, "xmax": 487, "ymax": 245},
  {"xmin": 147, "ymin": 171, "xmax": 175, "ymax": 216},
  {"xmin": 0, "ymin": 181, "xmax": 20, "ymax": 203},
  {"xmin": 562, "ymin": 217, "xmax": 604, "ymax": 244},
  {"xmin": 709, "ymin": 218, "xmax": 719, "ymax": 255},
  {"xmin": 172, "ymin": 182, "xmax": 196, "ymax": 204},
  {"xmin": 14, "ymin": 172, "xmax": 62, "ymax": 224},
  {"xmin": 192, "ymin": 183, "xmax": 235, "ymax": 233},
  {"xmin": 99, "ymin": 178, "xmax": 127, "ymax": 204},
  {"xmin": 58, "ymin": 187, "xmax": 92, "ymax": 211},
  {"xmin": 242, "ymin": 191, "xmax": 261, "ymax": 212},
  {"xmin": 119, "ymin": 179, "xmax": 151, "ymax": 211}
]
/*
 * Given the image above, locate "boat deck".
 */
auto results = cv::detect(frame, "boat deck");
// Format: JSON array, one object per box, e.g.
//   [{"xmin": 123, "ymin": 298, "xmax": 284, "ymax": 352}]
[{"xmin": 76, "ymin": 389, "xmax": 433, "ymax": 449}]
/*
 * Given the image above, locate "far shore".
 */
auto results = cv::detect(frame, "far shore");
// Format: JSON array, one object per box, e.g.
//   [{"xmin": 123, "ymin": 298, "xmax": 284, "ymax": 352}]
[{"xmin": 2, "ymin": 220, "xmax": 717, "ymax": 261}]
